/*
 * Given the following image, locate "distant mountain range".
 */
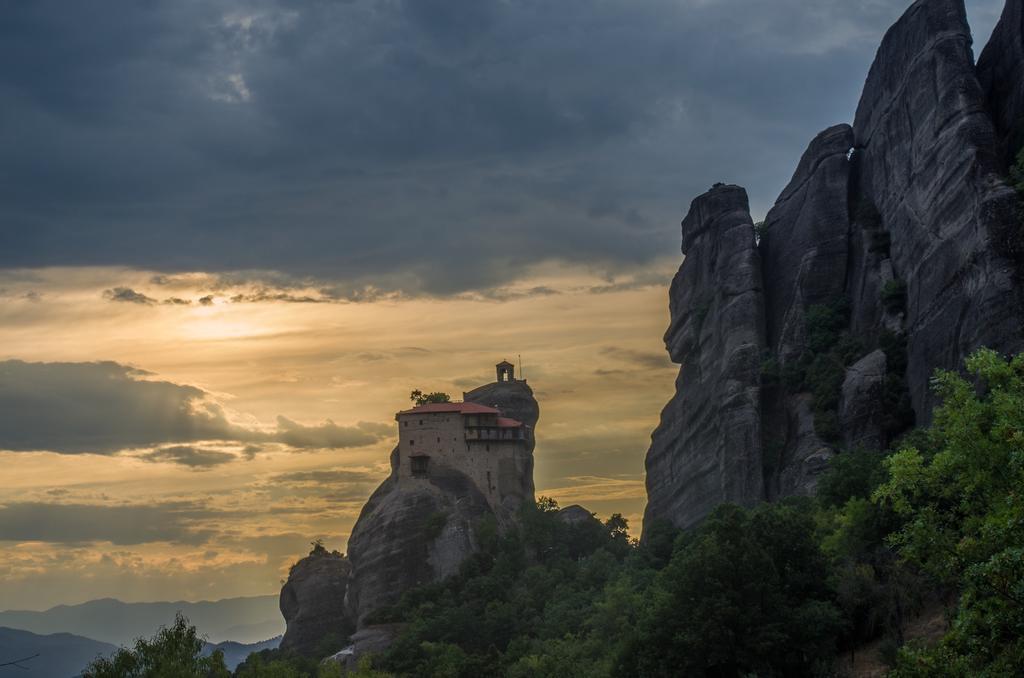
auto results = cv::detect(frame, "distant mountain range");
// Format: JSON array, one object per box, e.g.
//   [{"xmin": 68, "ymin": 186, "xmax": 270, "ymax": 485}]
[
  {"xmin": 205, "ymin": 636, "xmax": 282, "ymax": 672},
  {"xmin": 0, "ymin": 626, "xmax": 116, "ymax": 677},
  {"xmin": 0, "ymin": 595, "xmax": 284, "ymax": 647},
  {"xmin": 0, "ymin": 626, "xmax": 280, "ymax": 677}
]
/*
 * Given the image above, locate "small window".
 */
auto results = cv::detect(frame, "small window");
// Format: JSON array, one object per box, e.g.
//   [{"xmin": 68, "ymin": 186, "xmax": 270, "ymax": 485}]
[
  {"xmin": 419, "ymin": 419, "xmax": 423, "ymax": 425},
  {"xmin": 485, "ymin": 444, "xmax": 490, "ymax": 452},
  {"xmin": 409, "ymin": 439, "xmax": 415, "ymax": 446},
  {"xmin": 410, "ymin": 455, "xmax": 430, "ymax": 478},
  {"xmin": 437, "ymin": 437, "xmax": 441, "ymax": 443},
  {"xmin": 403, "ymin": 421, "xmax": 407, "ymax": 427}
]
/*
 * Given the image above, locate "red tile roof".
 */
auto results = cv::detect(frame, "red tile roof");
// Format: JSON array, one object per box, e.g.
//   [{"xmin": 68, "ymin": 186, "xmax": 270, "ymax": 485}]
[
  {"xmin": 397, "ymin": 401, "xmax": 500, "ymax": 416},
  {"xmin": 496, "ymin": 417, "xmax": 523, "ymax": 428}
]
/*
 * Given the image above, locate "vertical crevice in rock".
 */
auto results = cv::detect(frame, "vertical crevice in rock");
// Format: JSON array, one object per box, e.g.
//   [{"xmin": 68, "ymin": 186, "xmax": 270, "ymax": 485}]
[{"xmin": 757, "ymin": 125, "xmax": 854, "ymax": 498}]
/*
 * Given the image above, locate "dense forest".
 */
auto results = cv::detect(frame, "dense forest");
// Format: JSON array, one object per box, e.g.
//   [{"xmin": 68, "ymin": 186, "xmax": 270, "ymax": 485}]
[{"xmin": 96, "ymin": 348, "xmax": 1023, "ymax": 677}]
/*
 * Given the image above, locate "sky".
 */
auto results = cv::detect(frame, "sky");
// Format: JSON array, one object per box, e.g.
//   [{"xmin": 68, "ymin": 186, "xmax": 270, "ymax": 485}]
[{"xmin": 0, "ymin": 0, "xmax": 1006, "ymax": 610}]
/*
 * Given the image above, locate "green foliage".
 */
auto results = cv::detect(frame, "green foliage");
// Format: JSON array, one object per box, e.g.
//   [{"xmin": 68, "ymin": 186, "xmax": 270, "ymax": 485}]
[
  {"xmin": 1011, "ymin": 146, "xmax": 1024, "ymax": 196},
  {"xmin": 759, "ymin": 297, "xmax": 866, "ymax": 444},
  {"xmin": 806, "ymin": 353, "xmax": 846, "ymax": 441},
  {"xmin": 232, "ymin": 649, "xmax": 356, "ymax": 678},
  {"xmin": 878, "ymin": 331, "xmax": 915, "ymax": 437},
  {"xmin": 753, "ymin": 220, "xmax": 769, "ymax": 244},
  {"xmin": 1001, "ymin": 146, "xmax": 1024, "ymax": 264},
  {"xmin": 623, "ymin": 501, "xmax": 842, "ymax": 677},
  {"xmin": 82, "ymin": 613, "xmax": 230, "ymax": 678},
  {"xmin": 876, "ymin": 350, "xmax": 1024, "ymax": 675},
  {"xmin": 796, "ymin": 298, "xmax": 864, "ymax": 443},
  {"xmin": 818, "ymin": 448, "xmax": 888, "ymax": 509},
  {"xmin": 854, "ymin": 197, "xmax": 883, "ymax": 230},
  {"xmin": 237, "ymin": 350, "xmax": 1024, "ymax": 677},
  {"xmin": 409, "ymin": 390, "xmax": 451, "ymax": 406},
  {"xmin": 361, "ymin": 499, "xmax": 649, "ymax": 677},
  {"xmin": 881, "ymin": 279, "xmax": 907, "ymax": 314},
  {"xmin": 806, "ymin": 298, "xmax": 850, "ymax": 354}
]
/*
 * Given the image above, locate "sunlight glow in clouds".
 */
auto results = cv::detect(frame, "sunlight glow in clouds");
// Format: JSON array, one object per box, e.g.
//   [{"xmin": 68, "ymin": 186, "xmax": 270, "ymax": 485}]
[{"xmin": 0, "ymin": 262, "xmax": 677, "ymax": 609}]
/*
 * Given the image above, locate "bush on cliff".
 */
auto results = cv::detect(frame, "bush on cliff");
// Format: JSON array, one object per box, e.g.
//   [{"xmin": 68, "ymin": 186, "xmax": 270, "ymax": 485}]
[{"xmin": 879, "ymin": 350, "xmax": 1024, "ymax": 676}]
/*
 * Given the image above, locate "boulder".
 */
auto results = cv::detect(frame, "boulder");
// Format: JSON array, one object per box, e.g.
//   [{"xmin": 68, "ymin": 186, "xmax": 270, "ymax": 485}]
[
  {"xmin": 775, "ymin": 395, "xmax": 835, "ymax": 498},
  {"xmin": 279, "ymin": 548, "xmax": 353, "ymax": 657},
  {"xmin": 343, "ymin": 464, "xmax": 491, "ymax": 626},
  {"xmin": 839, "ymin": 349, "xmax": 888, "ymax": 451}
]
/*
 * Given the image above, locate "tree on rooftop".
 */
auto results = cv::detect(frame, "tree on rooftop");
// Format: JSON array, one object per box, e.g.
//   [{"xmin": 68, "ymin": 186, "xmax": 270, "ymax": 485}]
[{"xmin": 410, "ymin": 390, "xmax": 451, "ymax": 406}]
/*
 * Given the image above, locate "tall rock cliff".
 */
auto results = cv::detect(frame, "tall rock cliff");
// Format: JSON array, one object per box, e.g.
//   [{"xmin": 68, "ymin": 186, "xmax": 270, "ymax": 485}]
[
  {"xmin": 644, "ymin": 0, "xmax": 1024, "ymax": 533},
  {"xmin": 643, "ymin": 185, "xmax": 766, "ymax": 531},
  {"xmin": 758, "ymin": 125, "xmax": 853, "ymax": 499},
  {"xmin": 978, "ymin": 0, "xmax": 1024, "ymax": 166},
  {"xmin": 851, "ymin": 0, "xmax": 1022, "ymax": 421},
  {"xmin": 344, "ymin": 379, "xmax": 538, "ymax": 625}
]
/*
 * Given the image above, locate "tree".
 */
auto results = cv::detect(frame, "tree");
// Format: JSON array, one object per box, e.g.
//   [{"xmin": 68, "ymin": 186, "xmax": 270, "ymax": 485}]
[
  {"xmin": 409, "ymin": 390, "xmax": 451, "ymax": 406},
  {"xmin": 623, "ymin": 502, "xmax": 841, "ymax": 677},
  {"xmin": 875, "ymin": 350, "xmax": 1024, "ymax": 675},
  {"xmin": 82, "ymin": 613, "xmax": 229, "ymax": 678}
]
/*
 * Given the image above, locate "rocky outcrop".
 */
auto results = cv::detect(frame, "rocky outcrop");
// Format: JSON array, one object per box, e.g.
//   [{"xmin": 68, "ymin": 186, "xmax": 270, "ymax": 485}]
[
  {"xmin": 760, "ymin": 124, "xmax": 854, "ymax": 364},
  {"xmin": 343, "ymin": 465, "xmax": 492, "ymax": 625},
  {"xmin": 757, "ymin": 125, "xmax": 853, "ymax": 499},
  {"xmin": 839, "ymin": 350, "xmax": 888, "ymax": 451},
  {"xmin": 852, "ymin": 0, "xmax": 1022, "ymax": 420},
  {"xmin": 324, "ymin": 624, "xmax": 404, "ymax": 672},
  {"xmin": 643, "ymin": 185, "xmax": 765, "ymax": 531},
  {"xmin": 644, "ymin": 0, "xmax": 1024, "ymax": 533},
  {"xmin": 344, "ymin": 379, "xmax": 539, "ymax": 626},
  {"xmin": 279, "ymin": 548, "xmax": 353, "ymax": 657},
  {"xmin": 978, "ymin": 0, "xmax": 1024, "ymax": 165},
  {"xmin": 556, "ymin": 504, "xmax": 600, "ymax": 527}
]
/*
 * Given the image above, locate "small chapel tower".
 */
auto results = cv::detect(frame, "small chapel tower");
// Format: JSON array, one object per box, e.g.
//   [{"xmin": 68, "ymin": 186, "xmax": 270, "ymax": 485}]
[{"xmin": 496, "ymin": 360, "xmax": 516, "ymax": 383}]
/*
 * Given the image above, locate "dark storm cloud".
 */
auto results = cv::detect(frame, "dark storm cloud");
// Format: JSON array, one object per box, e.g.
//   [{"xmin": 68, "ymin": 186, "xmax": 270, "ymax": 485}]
[
  {"xmin": 274, "ymin": 417, "xmax": 393, "ymax": 449},
  {"xmin": 140, "ymin": 445, "xmax": 238, "ymax": 469},
  {"xmin": 0, "ymin": 502, "xmax": 215, "ymax": 545},
  {"xmin": 271, "ymin": 468, "xmax": 380, "ymax": 485},
  {"xmin": 599, "ymin": 346, "xmax": 673, "ymax": 370},
  {"xmin": 104, "ymin": 287, "xmax": 157, "ymax": 305},
  {"xmin": 0, "ymin": 1, "xmax": 1005, "ymax": 295},
  {"xmin": 0, "ymin": 360, "xmax": 392, "ymax": 454}
]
